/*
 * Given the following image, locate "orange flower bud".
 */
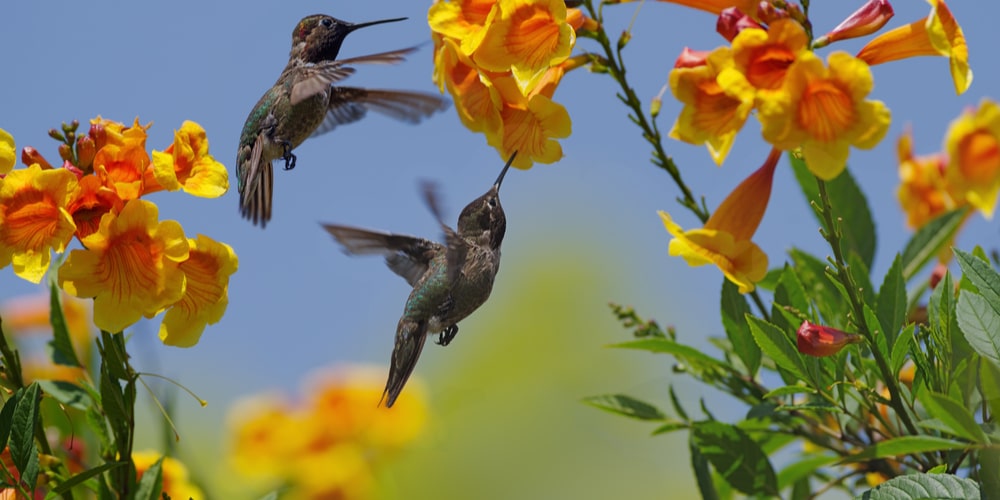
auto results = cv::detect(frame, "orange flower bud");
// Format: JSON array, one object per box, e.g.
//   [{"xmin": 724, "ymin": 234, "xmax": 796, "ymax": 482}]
[
  {"xmin": 717, "ymin": 7, "xmax": 762, "ymax": 42},
  {"xmin": 75, "ymin": 136, "xmax": 96, "ymax": 170},
  {"xmin": 673, "ymin": 47, "xmax": 711, "ymax": 68},
  {"xmin": 88, "ymin": 122, "xmax": 107, "ymax": 151},
  {"xmin": 21, "ymin": 146, "xmax": 53, "ymax": 169},
  {"xmin": 816, "ymin": 0, "xmax": 894, "ymax": 47},
  {"xmin": 796, "ymin": 321, "xmax": 863, "ymax": 357}
]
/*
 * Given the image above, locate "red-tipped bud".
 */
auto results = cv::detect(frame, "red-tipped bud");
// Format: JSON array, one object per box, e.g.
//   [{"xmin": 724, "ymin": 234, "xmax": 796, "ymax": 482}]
[
  {"xmin": 796, "ymin": 321, "xmax": 863, "ymax": 357},
  {"xmin": 89, "ymin": 122, "xmax": 107, "ymax": 150},
  {"xmin": 21, "ymin": 146, "xmax": 53, "ymax": 169},
  {"xmin": 755, "ymin": 2, "xmax": 791, "ymax": 25},
  {"xmin": 75, "ymin": 136, "xmax": 96, "ymax": 170},
  {"xmin": 717, "ymin": 7, "xmax": 762, "ymax": 42},
  {"xmin": 673, "ymin": 47, "xmax": 711, "ymax": 69},
  {"xmin": 58, "ymin": 143, "xmax": 73, "ymax": 163},
  {"xmin": 929, "ymin": 262, "xmax": 947, "ymax": 289},
  {"xmin": 815, "ymin": 0, "xmax": 893, "ymax": 48}
]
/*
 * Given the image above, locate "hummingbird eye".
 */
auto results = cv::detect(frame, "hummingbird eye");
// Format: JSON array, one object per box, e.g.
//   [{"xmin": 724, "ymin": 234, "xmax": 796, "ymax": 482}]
[
  {"xmin": 320, "ymin": 18, "xmax": 333, "ymax": 28},
  {"xmin": 487, "ymin": 197, "xmax": 497, "ymax": 208}
]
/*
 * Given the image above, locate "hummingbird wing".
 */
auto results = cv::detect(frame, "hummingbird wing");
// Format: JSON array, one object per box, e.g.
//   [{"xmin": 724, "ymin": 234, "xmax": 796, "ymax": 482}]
[
  {"xmin": 237, "ymin": 116, "xmax": 277, "ymax": 227},
  {"xmin": 310, "ymin": 88, "xmax": 449, "ymax": 138},
  {"xmin": 322, "ymin": 224, "xmax": 444, "ymax": 287},
  {"xmin": 382, "ymin": 318, "xmax": 429, "ymax": 407},
  {"xmin": 420, "ymin": 181, "xmax": 468, "ymax": 286},
  {"xmin": 289, "ymin": 47, "xmax": 424, "ymax": 106}
]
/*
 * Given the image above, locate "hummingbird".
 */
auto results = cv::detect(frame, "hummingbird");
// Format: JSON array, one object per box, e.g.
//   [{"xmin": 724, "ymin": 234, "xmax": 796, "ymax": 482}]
[
  {"xmin": 322, "ymin": 153, "xmax": 517, "ymax": 407},
  {"xmin": 237, "ymin": 14, "xmax": 448, "ymax": 227}
]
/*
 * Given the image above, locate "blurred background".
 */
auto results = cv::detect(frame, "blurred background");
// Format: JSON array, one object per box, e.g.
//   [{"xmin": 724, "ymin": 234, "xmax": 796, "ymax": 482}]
[{"xmin": 1, "ymin": 1, "xmax": 998, "ymax": 498}]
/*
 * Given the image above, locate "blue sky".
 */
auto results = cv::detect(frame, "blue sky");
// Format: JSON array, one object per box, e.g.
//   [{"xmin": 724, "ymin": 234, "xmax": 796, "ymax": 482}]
[{"xmin": 2, "ymin": 1, "xmax": 999, "ymax": 497}]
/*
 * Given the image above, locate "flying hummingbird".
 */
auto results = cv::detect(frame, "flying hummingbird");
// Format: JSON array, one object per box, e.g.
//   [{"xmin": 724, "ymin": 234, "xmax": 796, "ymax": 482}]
[
  {"xmin": 322, "ymin": 153, "xmax": 517, "ymax": 407},
  {"xmin": 237, "ymin": 14, "xmax": 448, "ymax": 227}
]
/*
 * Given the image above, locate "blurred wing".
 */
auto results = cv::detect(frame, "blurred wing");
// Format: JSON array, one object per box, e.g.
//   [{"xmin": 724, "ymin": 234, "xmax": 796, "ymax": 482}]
[
  {"xmin": 238, "ymin": 133, "xmax": 274, "ymax": 227},
  {"xmin": 420, "ymin": 181, "xmax": 467, "ymax": 285},
  {"xmin": 290, "ymin": 47, "xmax": 424, "ymax": 106},
  {"xmin": 322, "ymin": 224, "xmax": 443, "ymax": 286},
  {"xmin": 310, "ymin": 87, "xmax": 450, "ymax": 138},
  {"xmin": 382, "ymin": 319, "xmax": 429, "ymax": 407}
]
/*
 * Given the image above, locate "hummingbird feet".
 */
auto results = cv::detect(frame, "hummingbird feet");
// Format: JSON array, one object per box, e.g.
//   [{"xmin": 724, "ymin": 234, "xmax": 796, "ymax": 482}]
[
  {"xmin": 280, "ymin": 141, "xmax": 297, "ymax": 171},
  {"xmin": 437, "ymin": 325, "xmax": 458, "ymax": 346}
]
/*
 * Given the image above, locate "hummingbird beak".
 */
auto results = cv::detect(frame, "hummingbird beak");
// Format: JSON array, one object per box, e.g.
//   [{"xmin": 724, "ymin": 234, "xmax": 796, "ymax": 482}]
[
  {"xmin": 346, "ymin": 17, "xmax": 408, "ymax": 33},
  {"xmin": 493, "ymin": 151, "xmax": 517, "ymax": 191}
]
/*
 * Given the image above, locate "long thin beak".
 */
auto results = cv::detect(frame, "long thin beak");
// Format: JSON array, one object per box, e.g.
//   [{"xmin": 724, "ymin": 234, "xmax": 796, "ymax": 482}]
[
  {"xmin": 347, "ymin": 17, "xmax": 407, "ymax": 33},
  {"xmin": 494, "ymin": 152, "xmax": 517, "ymax": 191}
]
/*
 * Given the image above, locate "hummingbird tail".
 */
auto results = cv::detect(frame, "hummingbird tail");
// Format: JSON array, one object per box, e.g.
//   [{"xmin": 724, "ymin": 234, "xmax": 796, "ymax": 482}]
[{"xmin": 382, "ymin": 318, "xmax": 429, "ymax": 408}]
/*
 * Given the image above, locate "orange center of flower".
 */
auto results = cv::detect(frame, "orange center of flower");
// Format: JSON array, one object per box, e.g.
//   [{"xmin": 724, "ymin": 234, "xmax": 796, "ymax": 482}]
[
  {"xmin": 747, "ymin": 46, "xmax": 795, "ymax": 90},
  {"xmin": 957, "ymin": 130, "xmax": 1000, "ymax": 184},
  {"xmin": 105, "ymin": 230, "xmax": 159, "ymax": 299},
  {"xmin": 176, "ymin": 251, "xmax": 225, "ymax": 313},
  {"xmin": 694, "ymin": 80, "xmax": 745, "ymax": 135},
  {"xmin": 1, "ymin": 190, "xmax": 61, "ymax": 251},
  {"xmin": 507, "ymin": 6, "xmax": 561, "ymax": 70},
  {"xmin": 798, "ymin": 80, "xmax": 855, "ymax": 142}
]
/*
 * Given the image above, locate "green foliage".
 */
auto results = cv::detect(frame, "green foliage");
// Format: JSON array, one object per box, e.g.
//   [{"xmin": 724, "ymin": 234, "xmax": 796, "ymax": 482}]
[{"xmin": 856, "ymin": 473, "xmax": 980, "ymax": 499}]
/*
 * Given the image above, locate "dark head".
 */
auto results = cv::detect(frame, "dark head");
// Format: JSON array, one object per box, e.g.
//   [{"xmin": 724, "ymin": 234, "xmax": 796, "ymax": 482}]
[
  {"xmin": 457, "ymin": 152, "xmax": 516, "ymax": 249},
  {"xmin": 291, "ymin": 15, "xmax": 407, "ymax": 62}
]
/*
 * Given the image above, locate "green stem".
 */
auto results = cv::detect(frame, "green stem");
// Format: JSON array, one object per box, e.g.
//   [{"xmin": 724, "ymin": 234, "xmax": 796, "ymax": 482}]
[
  {"xmin": 815, "ymin": 180, "xmax": 919, "ymax": 437},
  {"xmin": 582, "ymin": 0, "xmax": 708, "ymax": 223}
]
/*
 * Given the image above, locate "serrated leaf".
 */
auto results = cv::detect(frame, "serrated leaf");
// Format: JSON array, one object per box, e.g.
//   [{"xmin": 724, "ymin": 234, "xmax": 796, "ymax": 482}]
[
  {"xmin": 720, "ymin": 279, "xmax": 761, "ymax": 376},
  {"xmin": 134, "ymin": 456, "xmax": 163, "ymax": 500},
  {"xmin": 855, "ymin": 472, "xmax": 980, "ymax": 500},
  {"xmin": 790, "ymin": 155, "xmax": 876, "ymax": 268},
  {"xmin": 955, "ymin": 249, "xmax": 1000, "ymax": 303},
  {"xmin": 877, "ymin": 255, "xmax": 907, "ymax": 348},
  {"xmin": 837, "ymin": 436, "xmax": 970, "ymax": 464},
  {"xmin": 777, "ymin": 454, "xmax": 838, "ymax": 490},
  {"xmin": 919, "ymin": 391, "xmax": 988, "ymax": 444},
  {"xmin": 49, "ymin": 461, "xmax": 125, "ymax": 496},
  {"xmin": 37, "ymin": 381, "xmax": 92, "ymax": 411},
  {"xmin": 747, "ymin": 317, "xmax": 807, "ymax": 381},
  {"xmin": 865, "ymin": 305, "xmax": 889, "ymax": 363},
  {"xmin": 9, "ymin": 383, "xmax": 39, "ymax": 478},
  {"xmin": 891, "ymin": 325, "xmax": 915, "ymax": 375},
  {"xmin": 582, "ymin": 394, "xmax": 665, "ymax": 421},
  {"xmin": 789, "ymin": 249, "xmax": 846, "ymax": 326},
  {"xmin": 851, "ymin": 253, "xmax": 876, "ymax": 309},
  {"xmin": 691, "ymin": 420, "xmax": 778, "ymax": 496},
  {"xmin": 47, "ymin": 280, "xmax": 81, "ymax": 367},
  {"xmin": 956, "ymin": 292, "xmax": 1000, "ymax": 368},
  {"xmin": 901, "ymin": 208, "xmax": 969, "ymax": 280}
]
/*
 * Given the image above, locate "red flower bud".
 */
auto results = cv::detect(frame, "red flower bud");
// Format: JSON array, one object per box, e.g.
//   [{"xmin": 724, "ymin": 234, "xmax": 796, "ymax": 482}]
[
  {"xmin": 929, "ymin": 262, "xmax": 947, "ymax": 289},
  {"xmin": 796, "ymin": 321, "xmax": 863, "ymax": 357},
  {"xmin": 673, "ymin": 47, "xmax": 711, "ymax": 69},
  {"xmin": 89, "ymin": 122, "xmax": 107, "ymax": 151},
  {"xmin": 816, "ymin": 0, "xmax": 894, "ymax": 47},
  {"xmin": 76, "ymin": 136, "xmax": 96, "ymax": 170},
  {"xmin": 717, "ymin": 7, "xmax": 762, "ymax": 42},
  {"xmin": 21, "ymin": 146, "xmax": 53, "ymax": 169}
]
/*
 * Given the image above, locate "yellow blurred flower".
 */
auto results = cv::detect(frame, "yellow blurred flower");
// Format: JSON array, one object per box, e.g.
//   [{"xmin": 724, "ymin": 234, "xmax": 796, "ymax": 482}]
[
  {"xmin": 0, "ymin": 128, "xmax": 15, "ymax": 175},
  {"xmin": 0, "ymin": 164, "xmax": 78, "ymax": 283},
  {"xmin": 943, "ymin": 99, "xmax": 1000, "ymax": 219},
  {"xmin": 59, "ymin": 199, "xmax": 189, "ymax": 333},
  {"xmin": 669, "ymin": 46, "xmax": 755, "ymax": 165},
  {"xmin": 725, "ymin": 19, "xmax": 810, "ymax": 96},
  {"xmin": 897, "ymin": 128, "xmax": 951, "ymax": 228},
  {"xmin": 473, "ymin": 0, "xmax": 576, "ymax": 92},
  {"xmin": 152, "ymin": 121, "xmax": 229, "ymax": 198},
  {"xmin": 856, "ymin": 0, "xmax": 971, "ymax": 95},
  {"xmin": 2, "ymin": 292, "xmax": 93, "ymax": 353},
  {"xmin": 133, "ymin": 451, "xmax": 204, "ymax": 500},
  {"xmin": 159, "ymin": 234, "xmax": 238, "ymax": 347},
  {"xmin": 229, "ymin": 394, "xmax": 305, "ymax": 481},
  {"xmin": 659, "ymin": 148, "xmax": 779, "ymax": 293},
  {"xmin": 758, "ymin": 51, "xmax": 890, "ymax": 180}
]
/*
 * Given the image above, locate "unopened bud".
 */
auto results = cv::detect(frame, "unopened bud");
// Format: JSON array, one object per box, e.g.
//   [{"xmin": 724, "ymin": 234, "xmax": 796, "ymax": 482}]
[
  {"xmin": 816, "ymin": 0, "xmax": 893, "ymax": 48},
  {"xmin": 673, "ymin": 47, "xmax": 710, "ymax": 69},
  {"xmin": 89, "ymin": 122, "xmax": 108, "ymax": 150},
  {"xmin": 58, "ymin": 143, "xmax": 73, "ymax": 163},
  {"xmin": 617, "ymin": 30, "xmax": 632, "ymax": 51},
  {"xmin": 717, "ymin": 7, "xmax": 762, "ymax": 42},
  {"xmin": 796, "ymin": 321, "xmax": 864, "ymax": 357},
  {"xmin": 21, "ymin": 146, "xmax": 53, "ymax": 169},
  {"xmin": 49, "ymin": 128, "xmax": 65, "ymax": 142},
  {"xmin": 76, "ymin": 136, "xmax": 96, "ymax": 169}
]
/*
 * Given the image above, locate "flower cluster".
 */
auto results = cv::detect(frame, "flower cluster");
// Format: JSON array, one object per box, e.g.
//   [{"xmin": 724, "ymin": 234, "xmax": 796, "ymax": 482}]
[
  {"xmin": 229, "ymin": 365, "xmax": 427, "ymax": 499},
  {"xmin": 898, "ymin": 98, "xmax": 1000, "ymax": 229},
  {"xmin": 658, "ymin": 0, "xmax": 970, "ymax": 293},
  {"xmin": 428, "ymin": 0, "xmax": 594, "ymax": 169},
  {"xmin": 0, "ymin": 118, "xmax": 236, "ymax": 346}
]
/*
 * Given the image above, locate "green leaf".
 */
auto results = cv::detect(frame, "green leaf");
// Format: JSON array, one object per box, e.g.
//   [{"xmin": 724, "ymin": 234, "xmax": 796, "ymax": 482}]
[
  {"xmin": 890, "ymin": 324, "xmax": 915, "ymax": 375},
  {"xmin": 691, "ymin": 420, "xmax": 778, "ymax": 496},
  {"xmin": 876, "ymin": 254, "xmax": 907, "ymax": 348},
  {"xmin": 37, "ymin": 381, "xmax": 92, "ymax": 411},
  {"xmin": 762, "ymin": 385, "xmax": 817, "ymax": 399},
  {"xmin": 582, "ymin": 394, "xmax": 665, "ymax": 421},
  {"xmin": 850, "ymin": 253, "xmax": 876, "ymax": 309},
  {"xmin": 47, "ymin": 280, "xmax": 81, "ymax": 367},
  {"xmin": 789, "ymin": 249, "xmax": 846, "ymax": 327},
  {"xmin": 49, "ymin": 462, "xmax": 125, "ymax": 496},
  {"xmin": 837, "ymin": 436, "xmax": 970, "ymax": 464},
  {"xmin": 0, "ymin": 391, "xmax": 19, "ymax": 450},
  {"xmin": 10, "ymin": 383, "xmax": 40, "ymax": 489},
  {"xmin": 790, "ymin": 155, "xmax": 876, "ymax": 268},
  {"xmin": 720, "ymin": 279, "xmax": 761, "ymax": 376},
  {"xmin": 855, "ymin": 472, "xmax": 980, "ymax": 500},
  {"xmin": 690, "ymin": 437, "xmax": 720, "ymax": 500},
  {"xmin": 747, "ymin": 317, "xmax": 807, "ymax": 381},
  {"xmin": 956, "ymin": 292, "xmax": 1000, "ymax": 369},
  {"xmin": 610, "ymin": 338, "xmax": 732, "ymax": 376},
  {"xmin": 772, "ymin": 264, "xmax": 810, "ymax": 334},
  {"xmin": 901, "ymin": 208, "xmax": 969, "ymax": 280},
  {"xmin": 134, "ymin": 456, "xmax": 163, "ymax": 500},
  {"xmin": 651, "ymin": 420, "xmax": 688, "ymax": 435},
  {"xmin": 777, "ymin": 454, "xmax": 838, "ymax": 491},
  {"xmin": 865, "ymin": 305, "xmax": 890, "ymax": 363},
  {"xmin": 955, "ymin": 249, "xmax": 1000, "ymax": 302},
  {"xmin": 919, "ymin": 391, "xmax": 988, "ymax": 443}
]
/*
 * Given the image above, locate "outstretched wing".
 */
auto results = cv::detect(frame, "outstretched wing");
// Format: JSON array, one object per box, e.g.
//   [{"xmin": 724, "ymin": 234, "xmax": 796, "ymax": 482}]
[
  {"xmin": 310, "ymin": 87, "xmax": 449, "ymax": 138},
  {"xmin": 321, "ymin": 224, "xmax": 443, "ymax": 287},
  {"xmin": 420, "ymin": 181, "xmax": 468, "ymax": 285},
  {"xmin": 289, "ymin": 46, "xmax": 423, "ymax": 106}
]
